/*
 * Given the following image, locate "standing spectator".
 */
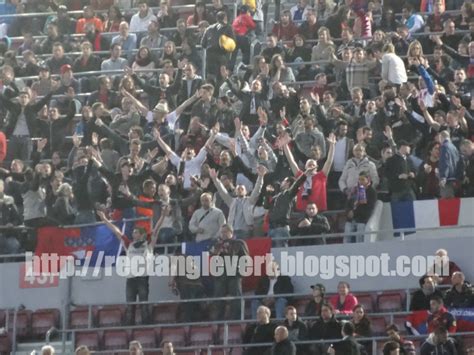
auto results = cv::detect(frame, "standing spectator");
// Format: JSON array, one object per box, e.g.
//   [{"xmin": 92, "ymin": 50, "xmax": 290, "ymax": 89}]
[
  {"xmin": 437, "ymin": 130, "xmax": 463, "ymax": 198},
  {"xmin": 188, "ymin": 192, "xmax": 226, "ymax": 241},
  {"xmin": 0, "ymin": 179, "xmax": 22, "ymax": 254},
  {"xmin": 410, "ymin": 275, "xmax": 444, "ymax": 311},
  {"xmin": 271, "ymin": 326, "xmax": 296, "ymax": 355},
  {"xmin": 0, "ymin": 130, "xmax": 6, "ymax": 164},
  {"xmin": 344, "ymin": 171, "xmax": 377, "ymax": 243},
  {"xmin": 294, "ymin": 118, "xmax": 326, "ymax": 160},
  {"xmin": 327, "ymin": 322, "xmax": 366, "ymax": 355},
  {"xmin": 339, "ymin": 144, "xmax": 379, "ymax": 194},
  {"xmin": 385, "ymin": 141, "xmax": 418, "ymax": 202},
  {"xmin": 417, "ymin": 142, "xmax": 441, "ymax": 199},
  {"xmin": 329, "ymin": 282, "xmax": 359, "ymax": 315},
  {"xmin": 427, "ymin": 296, "xmax": 457, "ymax": 333},
  {"xmin": 252, "ymin": 261, "xmax": 294, "ymax": 319},
  {"xmin": 75, "ymin": 6, "xmax": 104, "ymax": 33},
  {"xmin": 294, "ymin": 202, "xmax": 330, "ymax": 245},
  {"xmin": 231, "ymin": 6, "xmax": 256, "ymax": 66},
  {"xmin": 210, "ymin": 224, "xmax": 250, "ymax": 319},
  {"xmin": 420, "ymin": 327, "xmax": 458, "ymax": 355},
  {"xmin": 97, "ymin": 209, "xmax": 167, "ymax": 325},
  {"xmin": 381, "ymin": 43, "xmax": 408, "ymax": 87},
  {"xmin": 129, "ymin": 0, "xmax": 158, "ymax": 33},
  {"xmin": 201, "ymin": 11, "xmax": 235, "ymax": 78},
  {"xmin": 290, "ymin": 0, "xmax": 310, "ymax": 22},
  {"xmin": 243, "ymin": 305, "xmax": 277, "ymax": 355}
]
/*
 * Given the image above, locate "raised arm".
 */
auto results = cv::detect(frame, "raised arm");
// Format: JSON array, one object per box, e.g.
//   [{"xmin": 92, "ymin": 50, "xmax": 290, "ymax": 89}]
[
  {"xmin": 418, "ymin": 98, "xmax": 441, "ymax": 131},
  {"xmin": 248, "ymin": 166, "xmax": 266, "ymax": 204},
  {"xmin": 283, "ymin": 143, "xmax": 299, "ymax": 176},
  {"xmin": 97, "ymin": 210, "xmax": 124, "ymax": 243},
  {"xmin": 209, "ymin": 168, "xmax": 233, "ymax": 207},
  {"xmin": 321, "ymin": 133, "xmax": 336, "ymax": 176},
  {"xmin": 149, "ymin": 206, "xmax": 169, "ymax": 250},
  {"xmin": 175, "ymin": 90, "xmax": 200, "ymax": 117},
  {"xmin": 155, "ymin": 128, "xmax": 176, "ymax": 157},
  {"xmin": 121, "ymin": 88, "xmax": 148, "ymax": 117}
]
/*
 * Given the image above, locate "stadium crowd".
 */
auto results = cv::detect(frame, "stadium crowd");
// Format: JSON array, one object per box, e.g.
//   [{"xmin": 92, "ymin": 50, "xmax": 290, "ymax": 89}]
[{"xmin": 0, "ymin": 0, "xmax": 473, "ymax": 353}]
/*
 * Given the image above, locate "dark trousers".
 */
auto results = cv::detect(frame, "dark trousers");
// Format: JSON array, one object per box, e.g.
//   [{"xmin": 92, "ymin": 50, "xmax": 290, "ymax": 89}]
[
  {"xmin": 7, "ymin": 135, "xmax": 32, "ymax": 162},
  {"xmin": 126, "ymin": 276, "xmax": 150, "ymax": 325},
  {"xmin": 214, "ymin": 276, "xmax": 242, "ymax": 320},
  {"xmin": 231, "ymin": 35, "xmax": 251, "ymax": 67}
]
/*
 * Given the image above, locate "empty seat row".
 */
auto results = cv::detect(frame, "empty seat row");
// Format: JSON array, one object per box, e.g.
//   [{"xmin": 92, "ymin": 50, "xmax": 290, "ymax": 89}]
[{"xmin": 2, "ymin": 309, "xmax": 60, "ymax": 339}]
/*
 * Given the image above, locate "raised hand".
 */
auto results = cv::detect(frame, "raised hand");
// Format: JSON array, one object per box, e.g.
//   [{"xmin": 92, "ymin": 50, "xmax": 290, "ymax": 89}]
[
  {"xmin": 124, "ymin": 66, "xmax": 134, "ymax": 76},
  {"xmin": 209, "ymin": 168, "xmax": 218, "ymax": 180},
  {"xmin": 95, "ymin": 118, "xmax": 104, "ymax": 127},
  {"xmin": 234, "ymin": 117, "xmax": 242, "ymax": 132},
  {"xmin": 327, "ymin": 132, "xmax": 336, "ymax": 145},
  {"xmin": 257, "ymin": 107, "xmax": 268, "ymax": 126},
  {"xmin": 146, "ymin": 147, "xmax": 159, "ymax": 163},
  {"xmin": 383, "ymin": 126, "xmax": 393, "ymax": 139},
  {"xmin": 72, "ymin": 133, "xmax": 82, "ymax": 148},
  {"xmin": 256, "ymin": 165, "xmax": 268, "ymax": 176},
  {"xmin": 310, "ymin": 91, "xmax": 320, "ymax": 105},
  {"xmin": 37, "ymin": 138, "xmax": 48, "ymax": 152}
]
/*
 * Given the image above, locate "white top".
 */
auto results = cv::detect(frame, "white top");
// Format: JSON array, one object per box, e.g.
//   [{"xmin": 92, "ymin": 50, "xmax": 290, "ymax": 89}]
[
  {"xmin": 169, "ymin": 147, "xmax": 207, "ymax": 189},
  {"xmin": 381, "ymin": 53, "xmax": 408, "ymax": 85},
  {"xmin": 333, "ymin": 137, "xmax": 347, "ymax": 172},
  {"xmin": 146, "ymin": 110, "xmax": 178, "ymax": 130},
  {"xmin": 129, "ymin": 10, "xmax": 158, "ymax": 33}
]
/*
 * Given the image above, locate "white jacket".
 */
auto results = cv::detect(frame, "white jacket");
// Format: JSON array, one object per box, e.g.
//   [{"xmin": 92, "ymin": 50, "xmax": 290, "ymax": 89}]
[
  {"xmin": 338, "ymin": 157, "xmax": 379, "ymax": 192},
  {"xmin": 129, "ymin": 9, "xmax": 158, "ymax": 33},
  {"xmin": 381, "ymin": 53, "xmax": 407, "ymax": 85},
  {"xmin": 214, "ymin": 174, "xmax": 264, "ymax": 228}
]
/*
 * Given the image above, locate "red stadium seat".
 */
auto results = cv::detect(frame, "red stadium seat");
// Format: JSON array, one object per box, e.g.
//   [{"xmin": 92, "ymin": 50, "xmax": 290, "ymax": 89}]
[
  {"xmin": 70, "ymin": 307, "xmax": 94, "ymax": 329},
  {"xmin": 217, "ymin": 324, "xmax": 243, "ymax": 344},
  {"xmin": 8, "ymin": 310, "xmax": 31, "ymax": 339},
  {"xmin": 355, "ymin": 293, "xmax": 374, "ymax": 312},
  {"xmin": 131, "ymin": 328, "xmax": 158, "ymax": 349},
  {"xmin": 161, "ymin": 327, "xmax": 187, "ymax": 347},
  {"xmin": 377, "ymin": 293, "xmax": 403, "ymax": 312},
  {"xmin": 189, "ymin": 325, "xmax": 215, "ymax": 346},
  {"xmin": 0, "ymin": 310, "xmax": 5, "ymax": 328},
  {"xmin": 0, "ymin": 332, "xmax": 11, "ymax": 354},
  {"xmin": 31, "ymin": 308, "xmax": 60, "ymax": 338},
  {"xmin": 152, "ymin": 304, "xmax": 178, "ymax": 324},
  {"xmin": 369, "ymin": 316, "xmax": 387, "ymax": 336},
  {"xmin": 74, "ymin": 331, "xmax": 100, "ymax": 351},
  {"xmin": 103, "ymin": 330, "xmax": 129, "ymax": 350},
  {"xmin": 294, "ymin": 298, "xmax": 310, "ymax": 316},
  {"xmin": 391, "ymin": 315, "xmax": 408, "ymax": 335},
  {"xmin": 97, "ymin": 306, "xmax": 124, "ymax": 327}
]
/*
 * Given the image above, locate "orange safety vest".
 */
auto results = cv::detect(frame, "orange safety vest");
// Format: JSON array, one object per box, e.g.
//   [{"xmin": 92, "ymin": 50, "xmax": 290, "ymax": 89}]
[{"xmin": 136, "ymin": 195, "xmax": 154, "ymax": 236}]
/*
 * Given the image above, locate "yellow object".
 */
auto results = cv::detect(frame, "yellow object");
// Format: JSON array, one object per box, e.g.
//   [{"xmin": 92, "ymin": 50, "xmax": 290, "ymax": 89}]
[
  {"xmin": 219, "ymin": 35, "xmax": 236, "ymax": 52},
  {"xmin": 242, "ymin": 0, "xmax": 256, "ymax": 12}
]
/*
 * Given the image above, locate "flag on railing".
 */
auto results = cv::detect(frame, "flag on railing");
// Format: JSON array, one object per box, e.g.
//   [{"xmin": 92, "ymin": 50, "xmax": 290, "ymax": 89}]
[
  {"xmin": 35, "ymin": 224, "xmax": 123, "ymax": 272},
  {"xmin": 450, "ymin": 308, "xmax": 474, "ymax": 332},
  {"xmin": 405, "ymin": 308, "xmax": 474, "ymax": 335},
  {"xmin": 383, "ymin": 198, "xmax": 474, "ymax": 236}
]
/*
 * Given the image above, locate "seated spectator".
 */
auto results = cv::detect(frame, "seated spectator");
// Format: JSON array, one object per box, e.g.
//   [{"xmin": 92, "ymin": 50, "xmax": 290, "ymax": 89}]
[
  {"xmin": 140, "ymin": 19, "xmax": 168, "ymax": 49},
  {"xmin": 129, "ymin": 340, "xmax": 143, "ymax": 355},
  {"xmin": 0, "ymin": 179, "xmax": 22, "ymax": 254},
  {"xmin": 427, "ymin": 296, "xmax": 457, "ymax": 334},
  {"xmin": 101, "ymin": 44, "xmax": 128, "ymax": 72},
  {"xmin": 112, "ymin": 22, "xmax": 138, "ymax": 54},
  {"xmin": 187, "ymin": 2, "xmax": 211, "ymax": 26},
  {"xmin": 410, "ymin": 275, "xmax": 444, "ymax": 311},
  {"xmin": 161, "ymin": 341, "xmax": 174, "ymax": 355},
  {"xmin": 298, "ymin": 8, "xmax": 319, "ymax": 40},
  {"xmin": 308, "ymin": 303, "xmax": 342, "ymax": 354},
  {"xmin": 329, "ymin": 281, "xmax": 359, "ymax": 315},
  {"xmin": 351, "ymin": 304, "xmax": 372, "ymax": 337},
  {"xmin": 420, "ymin": 326, "xmax": 459, "ymax": 355},
  {"xmin": 401, "ymin": 4, "xmax": 424, "ymax": 34},
  {"xmin": 294, "ymin": 202, "xmax": 330, "ymax": 245},
  {"xmin": 129, "ymin": 0, "xmax": 157, "ymax": 33},
  {"xmin": 385, "ymin": 324, "xmax": 416, "ymax": 355},
  {"xmin": 272, "ymin": 10, "xmax": 298, "ymax": 44},
  {"xmin": 427, "ymin": 248, "xmax": 462, "ymax": 285},
  {"xmin": 382, "ymin": 341, "xmax": 401, "ymax": 355},
  {"xmin": 271, "ymin": 326, "xmax": 296, "ymax": 355},
  {"xmin": 132, "ymin": 46, "xmax": 156, "ymax": 81},
  {"xmin": 103, "ymin": 5, "xmax": 123, "ymax": 32},
  {"xmin": 311, "ymin": 27, "xmax": 335, "ymax": 69},
  {"xmin": 243, "ymin": 305, "xmax": 277, "ymax": 355},
  {"xmin": 252, "ymin": 261, "xmax": 294, "ymax": 319},
  {"xmin": 76, "ymin": 6, "xmax": 104, "ymax": 33},
  {"xmin": 290, "ymin": 0, "xmax": 310, "ymax": 22},
  {"xmin": 74, "ymin": 345, "xmax": 90, "ymax": 355},
  {"xmin": 445, "ymin": 271, "xmax": 474, "ymax": 308},
  {"xmin": 283, "ymin": 306, "xmax": 307, "ymax": 354},
  {"xmin": 327, "ymin": 322, "xmax": 366, "ymax": 355},
  {"xmin": 305, "ymin": 283, "xmax": 326, "ymax": 317},
  {"xmin": 261, "ymin": 34, "xmax": 285, "ymax": 64},
  {"xmin": 46, "ymin": 42, "xmax": 73, "ymax": 75},
  {"xmin": 343, "ymin": 171, "xmax": 377, "ymax": 243}
]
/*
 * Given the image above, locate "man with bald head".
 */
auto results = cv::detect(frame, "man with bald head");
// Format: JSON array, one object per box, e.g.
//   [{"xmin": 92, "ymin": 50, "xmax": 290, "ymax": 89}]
[
  {"xmin": 271, "ymin": 326, "xmax": 296, "ymax": 355},
  {"xmin": 445, "ymin": 272, "xmax": 474, "ymax": 308}
]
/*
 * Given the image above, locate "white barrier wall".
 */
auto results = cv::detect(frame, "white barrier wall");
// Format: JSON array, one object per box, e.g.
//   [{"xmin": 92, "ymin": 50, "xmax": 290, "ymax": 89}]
[{"xmin": 1, "ymin": 235, "xmax": 473, "ymax": 310}]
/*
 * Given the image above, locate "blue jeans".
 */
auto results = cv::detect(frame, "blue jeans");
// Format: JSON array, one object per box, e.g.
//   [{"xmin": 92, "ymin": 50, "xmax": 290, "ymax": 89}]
[
  {"xmin": 344, "ymin": 221, "xmax": 366, "ymax": 243},
  {"xmin": 251, "ymin": 297, "xmax": 287, "ymax": 319},
  {"xmin": 268, "ymin": 226, "xmax": 290, "ymax": 247},
  {"xmin": 158, "ymin": 227, "xmax": 176, "ymax": 254},
  {"xmin": 234, "ymin": 229, "xmax": 252, "ymax": 240}
]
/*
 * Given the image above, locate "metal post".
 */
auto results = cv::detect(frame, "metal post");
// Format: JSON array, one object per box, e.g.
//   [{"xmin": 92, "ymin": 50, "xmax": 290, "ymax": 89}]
[
  {"xmin": 202, "ymin": 49, "xmax": 207, "ymax": 80},
  {"xmin": 240, "ymin": 298, "xmax": 245, "ymax": 321},
  {"xmin": 11, "ymin": 308, "xmax": 17, "ymax": 355}
]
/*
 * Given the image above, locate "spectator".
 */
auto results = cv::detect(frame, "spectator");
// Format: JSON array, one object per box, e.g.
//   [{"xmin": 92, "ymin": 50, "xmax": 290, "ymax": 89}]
[
  {"xmin": 132, "ymin": 46, "xmax": 156, "ymax": 80},
  {"xmin": 327, "ymin": 321, "xmax": 367, "ymax": 355},
  {"xmin": 401, "ymin": 4, "xmax": 424, "ymax": 34},
  {"xmin": 308, "ymin": 303, "xmax": 342, "ymax": 354},
  {"xmin": 427, "ymin": 296, "xmax": 457, "ymax": 333},
  {"xmin": 410, "ymin": 275, "xmax": 444, "ymax": 311},
  {"xmin": 140, "ymin": 19, "xmax": 168, "ymax": 49},
  {"xmin": 294, "ymin": 117, "xmax": 326, "ymax": 160},
  {"xmin": 385, "ymin": 324, "xmax": 416, "ymax": 355},
  {"xmin": 188, "ymin": 192, "xmax": 226, "ymax": 241},
  {"xmin": 129, "ymin": 340, "xmax": 143, "ymax": 355},
  {"xmin": 329, "ymin": 282, "xmax": 359, "ymax": 315},
  {"xmin": 339, "ymin": 144, "xmax": 379, "ymax": 194},
  {"xmin": 344, "ymin": 171, "xmax": 377, "ymax": 243},
  {"xmin": 437, "ymin": 129, "xmax": 463, "ymax": 198},
  {"xmin": 210, "ymin": 224, "xmax": 250, "ymax": 319},
  {"xmin": 243, "ymin": 305, "xmax": 277, "ymax": 355},
  {"xmin": 283, "ymin": 306, "xmax": 307, "ymax": 354},
  {"xmin": 112, "ymin": 22, "xmax": 138, "ymax": 53},
  {"xmin": 351, "ymin": 304, "xmax": 372, "ymax": 337},
  {"xmin": 76, "ymin": 6, "xmax": 104, "ymax": 33},
  {"xmin": 272, "ymin": 10, "xmax": 298, "ymax": 44},
  {"xmin": 420, "ymin": 327, "xmax": 458, "ymax": 355},
  {"xmin": 428, "ymin": 248, "xmax": 462, "ymax": 285},
  {"xmin": 298, "ymin": 8, "xmax": 319, "ymax": 40},
  {"xmin": 0, "ymin": 179, "xmax": 22, "ymax": 254},
  {"xmin": 75, "ymin": 345, "xmax": 90, "ymax": 355},
  {"xmin": 160, "ymin": 341, "xmax": 175, "ymax": 355},
  {"xmin": 290, "ymin": 0, "xmax": 310, "ymax": 22},
  {"xmin": 381, "ymin": 43, "xmax": 408, "ymax": 87},
  {"xmin": 417, "ymin": 141, "xmax": 442, "ymax": 199},
  {"xmin": 46, "ymin": 42, "xmax": 73, "ymax": 75},
  {"xmin": 252, "ymin": 260, "xmax": 294, "ymax": 319},
  {"xmin": 444, "ymin": 271, "xmax": 474, "ymax": 308},
  {"xmin": 385, "ymin": 141, "xmax": 418, "ymax": 202},
  {"xmin": 271, "ymin": 326, "xmax": 296, "ymax": 355},
  {"xmin": 97, "ymin": 209, "xmax": 167, "ymax": 325},
  {"xmin": 231, "ymin": 5, "xmax": 256, "ymax": 66},
  {"xmin": 51, "ymin": 182, "xmax": 76, "ymax": 225},
  {"xmin": 101, "ymin": 44, "xmax": 128, "ymax": 72},
  {"xmin": 294, "ymin": 202, "xmax": 330, "ymax": 245},
  {"xmin": 305, "ymin": 283, "xmax": 326, "ymax": 317},
  {"xmin": 261, "ymin": 34, "xmax": 286, "ymax": 64},
  {"xmin": 129, "ymin": 0, "xmax": 158, "ymax": 33},
  {"xmin": 382, "ymin": 341, "xmax": 401, "ymax": 355},
  {"xmin": 103, "ymin": 5, "xmax": 123, "ymax": 32}
]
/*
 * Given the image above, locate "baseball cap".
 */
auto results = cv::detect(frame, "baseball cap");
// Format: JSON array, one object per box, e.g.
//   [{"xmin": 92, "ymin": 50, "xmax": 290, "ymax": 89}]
[
  {"xmin": 310, "ymin": 283, "xmax": 326, "ymax": 294},
  {"xmin": 60, "ymin": 64, "xmax": 72, "ymax": 74}
]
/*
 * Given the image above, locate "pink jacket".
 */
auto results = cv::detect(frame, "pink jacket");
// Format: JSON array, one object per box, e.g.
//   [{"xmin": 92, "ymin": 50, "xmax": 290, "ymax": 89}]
[{"xmin": 329, "ymin": 293, "xmax": 359, "ymax": 314}]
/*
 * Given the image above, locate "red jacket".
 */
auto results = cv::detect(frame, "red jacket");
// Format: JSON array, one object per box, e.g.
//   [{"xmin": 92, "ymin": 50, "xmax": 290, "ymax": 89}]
[
  {"xmin": 272, "ymin": 22, "xmax": 299, "ymax": 43},
  {"xmin": 0, "ymin": 131, "xmax": 6, "ymax": 163},
  {"xmin": 329, "ymin": 293, "xmax": 359, "ymax": 315},
  {"xmin": 427, "ymin": 306, "xmax": 457, "ymax": 333},
  {"xmin": 232, "ymin": 14, "xmax": 256, "ymax": 36}
]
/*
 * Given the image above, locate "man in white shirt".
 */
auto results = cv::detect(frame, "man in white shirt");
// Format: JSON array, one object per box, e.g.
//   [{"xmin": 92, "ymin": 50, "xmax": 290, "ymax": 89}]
[
  {"xmin": 189, "ymin": 193, "xmax": 226, "ymax": 241},
  {"xmin": 381, "ymin": 43, "xmax": 408, "ymax": 87},
  {"xmin": 129, "ymin": 0, "xmax": 158, "ymax": 33},
  {"xmin": 101, "ymin": 44, "xmax": 128, "ymax": 72}
]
